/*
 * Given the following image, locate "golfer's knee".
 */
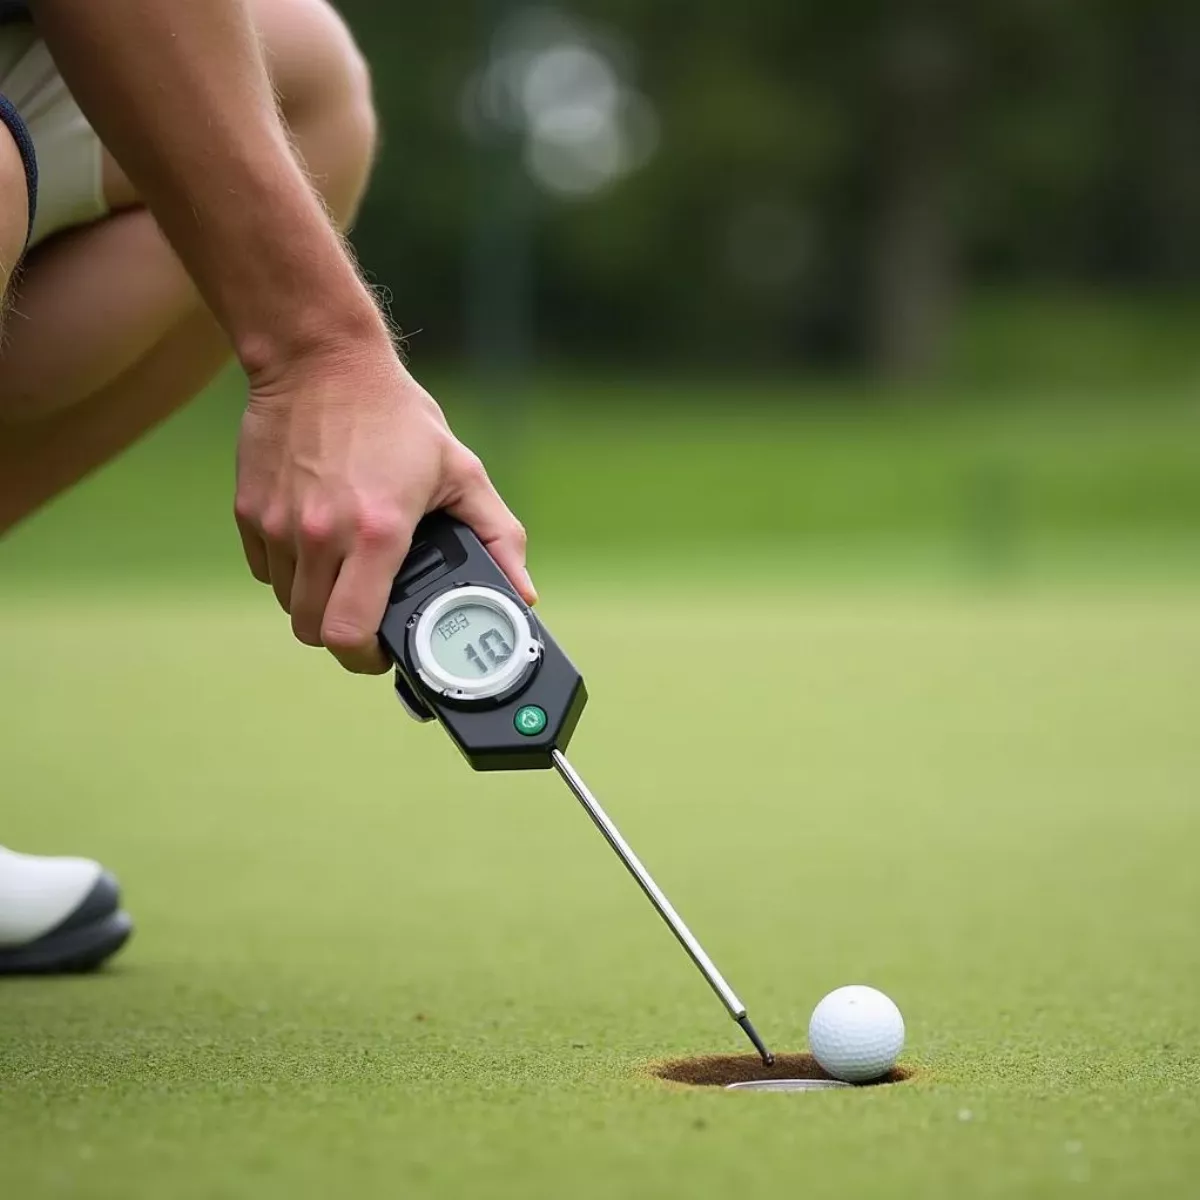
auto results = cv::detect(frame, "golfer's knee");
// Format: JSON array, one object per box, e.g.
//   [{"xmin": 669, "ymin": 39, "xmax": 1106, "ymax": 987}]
[
  {"xmin": 103, "ymin": 1, "xmax": 379, "ymax": 233},
  {"xmin": 310, "ymin": 39, "xmax": 378, "ymax": 230},
  {"xmin": 265, "ymin": 0, "xmax": 379, "ymax": 230}
]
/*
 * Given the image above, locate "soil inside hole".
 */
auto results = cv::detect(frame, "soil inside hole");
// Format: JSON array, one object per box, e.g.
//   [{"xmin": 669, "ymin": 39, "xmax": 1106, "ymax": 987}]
[{"xmin": 651, "ymin": 1052, "xmax": 912, "ymax": 1088}]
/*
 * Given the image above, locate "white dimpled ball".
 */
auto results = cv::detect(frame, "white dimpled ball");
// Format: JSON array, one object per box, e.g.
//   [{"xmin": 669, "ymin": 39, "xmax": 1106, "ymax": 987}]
[{"xmin": 808, "ymin": 985, "xmax": 905, "ymax": 1083}]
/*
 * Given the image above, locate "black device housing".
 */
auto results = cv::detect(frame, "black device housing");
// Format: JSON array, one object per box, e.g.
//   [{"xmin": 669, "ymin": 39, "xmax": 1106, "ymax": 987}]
[{"xmin": 379, "ymin": 514, "xmax": 587, "ymax": 771}]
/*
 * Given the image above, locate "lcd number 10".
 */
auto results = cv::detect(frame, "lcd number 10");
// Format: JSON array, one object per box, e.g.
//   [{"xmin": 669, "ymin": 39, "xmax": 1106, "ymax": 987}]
[{"xmin": 436, "ymin": 610, "xmax": 514, "ymax": 676}]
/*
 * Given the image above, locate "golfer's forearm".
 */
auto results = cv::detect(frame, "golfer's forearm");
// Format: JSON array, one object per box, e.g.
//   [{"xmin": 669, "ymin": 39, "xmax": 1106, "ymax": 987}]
[{"xmin": 30, "ymin": 0, "xmax": 383, "ymax": 374}]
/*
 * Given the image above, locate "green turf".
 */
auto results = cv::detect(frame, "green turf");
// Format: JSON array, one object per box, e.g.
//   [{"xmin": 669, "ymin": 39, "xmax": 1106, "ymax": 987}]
[{"xmin": 3, "ymin": 584, "xmax": 1199, "ymax": 1198}]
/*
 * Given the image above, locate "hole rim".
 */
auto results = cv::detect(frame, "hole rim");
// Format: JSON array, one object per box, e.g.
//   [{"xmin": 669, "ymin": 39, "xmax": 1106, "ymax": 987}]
[{"xmin": 647, "ymin": 1051, "xmax": 914, "ymax": 1090}]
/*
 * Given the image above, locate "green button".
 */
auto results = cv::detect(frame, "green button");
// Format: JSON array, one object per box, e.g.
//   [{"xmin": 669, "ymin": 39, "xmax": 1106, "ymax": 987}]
[{"xmin": 515, "ymin": 705, "xmax": 547, "ymax": 737}]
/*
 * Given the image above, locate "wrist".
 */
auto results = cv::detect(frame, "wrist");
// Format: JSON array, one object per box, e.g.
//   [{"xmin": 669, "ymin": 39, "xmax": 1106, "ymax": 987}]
[{"xmin": 236, "ymin": 283, "xmax": 392, "ymax": 387}]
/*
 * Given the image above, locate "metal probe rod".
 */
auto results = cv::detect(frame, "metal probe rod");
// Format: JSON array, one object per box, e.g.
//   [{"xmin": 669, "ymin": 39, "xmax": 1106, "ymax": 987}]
[{"xmin": 551, "ymin": 749, "xmax": 774, "ymax": 1066}]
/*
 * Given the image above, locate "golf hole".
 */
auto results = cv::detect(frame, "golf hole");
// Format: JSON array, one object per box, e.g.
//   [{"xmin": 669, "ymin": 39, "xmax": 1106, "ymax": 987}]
[{"xmin": 651, "ymin": 1053, "xmax": 912, "ymax": 1091}]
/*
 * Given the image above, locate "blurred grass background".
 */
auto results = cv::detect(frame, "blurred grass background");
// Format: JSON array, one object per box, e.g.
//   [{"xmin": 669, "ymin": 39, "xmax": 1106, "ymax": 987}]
[{"xmin": 5, "ymin": 292, "xmax": 1200, "ymax": 591}]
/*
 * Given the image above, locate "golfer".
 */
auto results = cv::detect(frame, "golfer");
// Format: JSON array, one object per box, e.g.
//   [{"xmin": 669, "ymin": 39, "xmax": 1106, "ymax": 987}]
[{"xmin": 0, "ymin": 0, "xmax": 533, "ymax": 973}]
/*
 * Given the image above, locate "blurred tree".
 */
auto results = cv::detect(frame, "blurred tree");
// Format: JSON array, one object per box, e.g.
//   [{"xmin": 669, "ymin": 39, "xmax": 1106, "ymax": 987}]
[
  {"xmin": 860, "ymin": 5, "xmax": 967, "ymax": 378},
  {"xmin": 334, "ymin": 0, "xmax": 1200, "ymax": 379},
  {"xmin": 1129, "ymin": 6, "xmax": 1200, "ymax": 281}
]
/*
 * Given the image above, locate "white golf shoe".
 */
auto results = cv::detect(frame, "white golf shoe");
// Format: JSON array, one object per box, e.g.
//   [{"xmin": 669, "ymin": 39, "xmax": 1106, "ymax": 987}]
[{"xmin": 0, "ymin": 846, "xmax": 133, "ymax": 974}]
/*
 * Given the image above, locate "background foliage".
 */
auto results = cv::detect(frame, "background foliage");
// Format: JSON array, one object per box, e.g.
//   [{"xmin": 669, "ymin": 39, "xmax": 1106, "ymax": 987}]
[{"xmin": 341, "ymin": 1, "xmax": 1200, "ymax": 375}]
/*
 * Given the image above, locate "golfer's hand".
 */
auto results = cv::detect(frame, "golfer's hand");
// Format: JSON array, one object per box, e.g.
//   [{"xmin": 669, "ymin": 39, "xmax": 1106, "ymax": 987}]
[{"xmin": 234, "ymin": 347, "xmax": 535, "ymax": 674}]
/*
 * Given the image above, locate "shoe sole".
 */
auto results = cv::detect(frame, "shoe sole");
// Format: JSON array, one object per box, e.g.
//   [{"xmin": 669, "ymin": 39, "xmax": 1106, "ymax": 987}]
[{"xmin": 0, "ymin": 908, "xmax": 133, "ymax": 974}]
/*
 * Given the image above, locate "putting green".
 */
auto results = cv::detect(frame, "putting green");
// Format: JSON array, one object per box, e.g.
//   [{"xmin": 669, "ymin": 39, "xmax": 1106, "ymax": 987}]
[{"xmin": 2, "ymin": 585, "xmax": 1198, "ymax": 1198}]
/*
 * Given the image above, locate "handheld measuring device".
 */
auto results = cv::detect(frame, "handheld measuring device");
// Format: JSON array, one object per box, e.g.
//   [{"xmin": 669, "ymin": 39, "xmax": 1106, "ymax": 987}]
[{"xmin": 380, "ymin": 513, "xmax": 774, "ymax": 1065}]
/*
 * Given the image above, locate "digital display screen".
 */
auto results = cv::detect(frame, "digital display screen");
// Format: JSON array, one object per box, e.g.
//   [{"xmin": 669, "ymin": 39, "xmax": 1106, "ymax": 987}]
[{"xmin": 429, "ymin": 602, "xmax": 516, "ymax": 678}]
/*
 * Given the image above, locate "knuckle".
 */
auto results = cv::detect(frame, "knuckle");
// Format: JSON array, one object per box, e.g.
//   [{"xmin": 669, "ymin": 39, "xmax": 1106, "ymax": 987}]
[
  {"xmin": 233, "ymin": 492, "xmax": 256, "ymax": 526},
  {"xmin": 298, "ymin": 509, "xmax": 336, "ymax": 549},
  {"xmin": 352, "ymin": 505, "xmax": 404, "ymax": 550},
  {"xmin": 456, "ymin": 450, "xmax": 489, "ymax": 486},
  {"xmin": 259, "ymin": 508, "xmax": 290, "ymax": 545}
]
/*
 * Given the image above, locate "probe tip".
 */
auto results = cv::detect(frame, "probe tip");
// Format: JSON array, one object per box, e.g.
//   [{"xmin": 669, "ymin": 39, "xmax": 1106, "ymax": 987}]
[{"xmin": 737, "ymin": 1015, "xmax": 775, "ymax": 1067}]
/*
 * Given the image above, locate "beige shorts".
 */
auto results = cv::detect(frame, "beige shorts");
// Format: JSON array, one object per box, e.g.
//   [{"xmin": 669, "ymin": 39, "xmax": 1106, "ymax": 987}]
[{"xmin": 0, "ymin": 22, "xmax": 107, "ymax": 250}]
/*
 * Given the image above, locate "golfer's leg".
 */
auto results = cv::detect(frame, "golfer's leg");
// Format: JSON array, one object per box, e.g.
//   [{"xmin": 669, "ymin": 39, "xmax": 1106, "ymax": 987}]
[
  {"xmin": 0, "ymin": 111, "xmax": 26, "ymax": 303},
  {"xmin": 0, "ymin": 203, "xmax": 193, "ymax": 421},
  {"xmin": 0, "ymin": 101, "xmax": 136, "ymax": 976},
  {"xmin": 0, "ymin": 113, "xmax": 29, "ymax": 518},
  {"xmin": 0, "ymin": 0, "xmax": 377, "ymax": 528},
  {"xmin": 0, "ymin": 0, "xmax": 375, "ymax": 422},
  {"xmin": 0, "ymin": 307, "xmax": 225, "ymax": 530}
]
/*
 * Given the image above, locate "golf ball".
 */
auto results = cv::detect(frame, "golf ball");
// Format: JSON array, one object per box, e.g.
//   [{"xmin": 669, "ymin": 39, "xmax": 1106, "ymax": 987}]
[{"xmin": 808, "ymin": 985, "xmax": 905, "ymax": 1083}]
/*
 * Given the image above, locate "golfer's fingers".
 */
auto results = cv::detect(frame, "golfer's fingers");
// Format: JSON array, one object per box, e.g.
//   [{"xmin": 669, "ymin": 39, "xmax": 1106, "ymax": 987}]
[
  {"xmin": 236, "ymin": 513, "xmax": 271, "ymax": 585},
  {"xmin": 321, "ymin": 521, "xmax": 416, "ymax": 675},
  {"xmin": 446, "ymin": 457, "xmax": 536, "ymax": 606},
  {"xmin": 265, "ymin": 541, "xmax": 297, "ymax": 615},
  {"xmin": 290, "ymin": 533, "xmax": 342, "ymax": 649}
]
